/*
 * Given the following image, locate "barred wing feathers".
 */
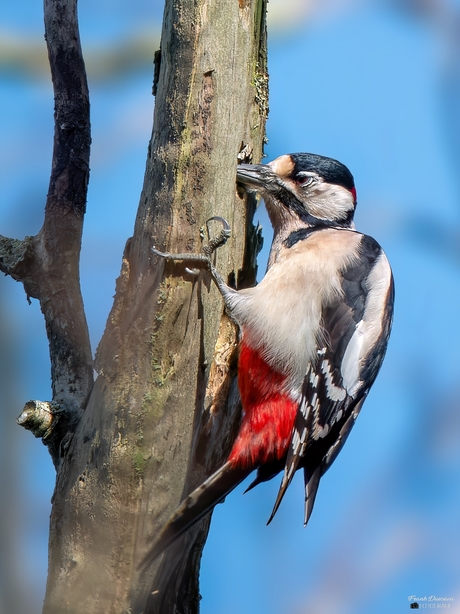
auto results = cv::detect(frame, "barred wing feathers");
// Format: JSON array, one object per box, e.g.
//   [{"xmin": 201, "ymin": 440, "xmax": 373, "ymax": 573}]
[{"xmin": 268, "ymin": 234, "xmax": 394, "ymax": 525}]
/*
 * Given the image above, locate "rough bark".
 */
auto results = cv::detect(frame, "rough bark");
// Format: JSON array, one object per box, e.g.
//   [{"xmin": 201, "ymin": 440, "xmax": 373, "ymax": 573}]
[{"xmin": 38, "ymin": 1, "xmax": 268, "ymax": 613}]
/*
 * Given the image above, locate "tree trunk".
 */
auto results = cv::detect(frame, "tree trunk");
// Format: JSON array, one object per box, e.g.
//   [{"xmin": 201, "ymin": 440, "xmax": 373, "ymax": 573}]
[{"xmin": 41, "ymin": 1, "xmax": 268, "ymax": 612}]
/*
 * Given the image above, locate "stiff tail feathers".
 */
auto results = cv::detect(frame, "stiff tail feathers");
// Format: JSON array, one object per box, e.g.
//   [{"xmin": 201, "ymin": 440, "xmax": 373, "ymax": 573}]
[
  {"xmin": 266, "ymin": 456, "xmax": 301, "ymax": 525},
  {"xmin": 267, "ymin": 461, "xmax": 322, "ymax": 527},
  {"xmin": 141, "ymin": 461, "xmax": 252, "ymax": 568},
  {"xmin": 303, "ymin": 465, "xmax": 321, "ymax": 526}
]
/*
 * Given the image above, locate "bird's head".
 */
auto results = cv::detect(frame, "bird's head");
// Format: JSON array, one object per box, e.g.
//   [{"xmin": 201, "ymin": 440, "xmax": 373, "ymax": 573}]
[{"xmin": 237, "ymin": 153, "xmax": 357, "ymax": 232}]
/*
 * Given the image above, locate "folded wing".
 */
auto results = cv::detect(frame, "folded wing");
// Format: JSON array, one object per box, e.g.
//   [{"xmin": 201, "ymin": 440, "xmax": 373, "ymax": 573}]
[{"xmin": 268, "ymin": 234, "xmax": 394, "ymax": 525}]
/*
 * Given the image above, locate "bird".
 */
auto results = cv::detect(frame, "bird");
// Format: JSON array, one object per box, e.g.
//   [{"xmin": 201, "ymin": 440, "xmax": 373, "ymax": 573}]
[{"xmin": 146, "ymin": 152, "xmax": 394, "ymax": 563}]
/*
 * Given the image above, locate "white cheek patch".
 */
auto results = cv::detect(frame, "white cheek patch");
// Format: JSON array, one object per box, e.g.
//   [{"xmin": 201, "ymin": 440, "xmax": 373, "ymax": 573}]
[{"xmin": 305, "ymin": 184, "xmax": 355, "ymax": 222}]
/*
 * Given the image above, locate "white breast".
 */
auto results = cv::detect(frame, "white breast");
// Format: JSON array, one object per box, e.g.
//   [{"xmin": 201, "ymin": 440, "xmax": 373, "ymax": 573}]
[{"xmin": 227, "ymin": 229, "xmax": 362, "ymax": 398}]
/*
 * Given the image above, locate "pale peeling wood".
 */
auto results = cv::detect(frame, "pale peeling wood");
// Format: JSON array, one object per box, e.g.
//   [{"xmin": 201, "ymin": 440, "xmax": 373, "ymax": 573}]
[{"xmin": 43, "ymin": 0, "xmax": 268, "ymax": 612}]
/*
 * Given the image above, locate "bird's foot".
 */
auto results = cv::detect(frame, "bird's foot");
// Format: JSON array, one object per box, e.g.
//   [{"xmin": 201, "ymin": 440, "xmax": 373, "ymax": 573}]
[
  {"xmin": 201, "ymin": 216, "xmax": 231, "ymax": 256},
  {"xmin": 152, "ymin": 216, "xmax": 231, "ymax": 275}
]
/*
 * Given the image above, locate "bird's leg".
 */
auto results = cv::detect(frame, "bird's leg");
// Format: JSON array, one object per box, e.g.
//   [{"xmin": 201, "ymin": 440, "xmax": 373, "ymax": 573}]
[{"xmin": 152, "ymin": 216, "xmax": 233, "ymax": 301}]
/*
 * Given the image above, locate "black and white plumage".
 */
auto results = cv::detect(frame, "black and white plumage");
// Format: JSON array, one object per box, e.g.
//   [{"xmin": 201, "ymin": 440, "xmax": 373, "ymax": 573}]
[
  {"xmin": 146, "ymin": 152, "xmax": 394, "ymax": 563},
  {"xmin": 265, "ymin": 229, "xmax": 394, "ymax": 524}
]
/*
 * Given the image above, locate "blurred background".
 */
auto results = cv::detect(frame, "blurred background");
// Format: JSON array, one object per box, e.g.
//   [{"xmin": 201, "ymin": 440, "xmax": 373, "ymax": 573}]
[{"xmin": 1, "ymin": 0, "xmax": 460, "ymax": 612}]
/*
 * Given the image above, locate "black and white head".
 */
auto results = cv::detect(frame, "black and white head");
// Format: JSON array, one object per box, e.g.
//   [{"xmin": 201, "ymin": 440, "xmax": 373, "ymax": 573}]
[{"xmin": 237, "ymin": 153, "xmax": 357, "ymax": 231}]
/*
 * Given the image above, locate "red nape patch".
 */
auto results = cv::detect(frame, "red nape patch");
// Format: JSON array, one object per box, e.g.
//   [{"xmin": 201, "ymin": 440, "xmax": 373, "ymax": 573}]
[
  {"xmin": 350, "ymin": 186, "xmax": 357, "ymax": 203},
  {"xmin": 228, "ymin": 342, "xmax": 298, "ymax": 470}
]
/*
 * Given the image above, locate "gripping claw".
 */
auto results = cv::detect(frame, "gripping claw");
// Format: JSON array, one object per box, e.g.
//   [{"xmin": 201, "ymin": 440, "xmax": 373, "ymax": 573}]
[{"xmin": 203, "ymin": 216, "xmax": 231, "ymax": 257}]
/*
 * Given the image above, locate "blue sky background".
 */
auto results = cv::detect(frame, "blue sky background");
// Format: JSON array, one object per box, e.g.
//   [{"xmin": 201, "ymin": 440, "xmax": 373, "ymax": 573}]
[{"xmin": 1, "ymin": 1, "xmax": 460, "ymax": 613}]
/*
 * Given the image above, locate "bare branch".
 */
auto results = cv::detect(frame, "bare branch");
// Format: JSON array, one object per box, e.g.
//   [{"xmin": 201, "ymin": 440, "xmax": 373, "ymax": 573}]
[
  {"xmin": 44, "ymin": 0, "xmax": 90, "ymax": 219},
  {"xmin": 1, "ymin": 0, "xmax": 93, "ymax": 468}
]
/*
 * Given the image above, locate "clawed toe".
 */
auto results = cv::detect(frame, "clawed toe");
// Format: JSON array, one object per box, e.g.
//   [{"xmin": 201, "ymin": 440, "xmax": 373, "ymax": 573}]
[{"xmin": 203, "ymin": 216, "xmax": 231, "ymax": 256}]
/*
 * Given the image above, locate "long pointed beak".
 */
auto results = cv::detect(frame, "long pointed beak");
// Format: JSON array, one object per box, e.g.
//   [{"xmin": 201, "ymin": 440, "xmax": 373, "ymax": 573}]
[{"xmin": 236, "ymin": 163, "xmax": 277, "ymax": 191}]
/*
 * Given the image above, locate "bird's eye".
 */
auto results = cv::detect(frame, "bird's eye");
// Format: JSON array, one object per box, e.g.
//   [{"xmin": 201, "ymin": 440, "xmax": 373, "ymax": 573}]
[{"xmin": 294, "ymin": 174, "xmax": 314, "ymax": 187}]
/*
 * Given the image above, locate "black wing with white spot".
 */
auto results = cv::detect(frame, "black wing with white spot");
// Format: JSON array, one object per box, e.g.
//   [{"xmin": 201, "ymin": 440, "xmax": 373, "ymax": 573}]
[{"xmin": 268, "ymin": 233, "xmax": 394, "ymax": 525}]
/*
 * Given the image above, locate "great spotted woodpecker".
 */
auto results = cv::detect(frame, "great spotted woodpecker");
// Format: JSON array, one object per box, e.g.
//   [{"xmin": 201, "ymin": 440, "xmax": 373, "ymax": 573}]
[{"xmin": 147, "ymin": 152, "xmax": 394, "ymax": 562}]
